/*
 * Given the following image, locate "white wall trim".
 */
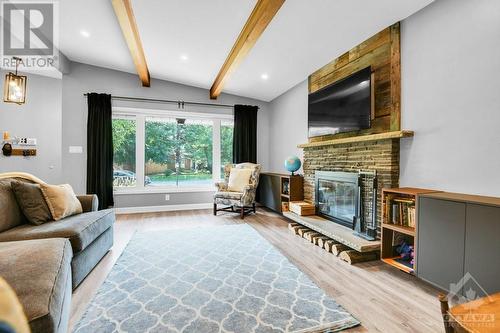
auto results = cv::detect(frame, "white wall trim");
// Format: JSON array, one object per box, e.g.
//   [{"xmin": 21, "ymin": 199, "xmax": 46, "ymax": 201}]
[{"xmin": 114, "ymin": 203, "xmax": 213, "ymax": 214}]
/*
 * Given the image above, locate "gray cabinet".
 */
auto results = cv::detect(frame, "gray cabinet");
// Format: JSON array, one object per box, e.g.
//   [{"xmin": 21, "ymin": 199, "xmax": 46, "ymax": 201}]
[
  {"xmin": 257, "ymin": 173, "xmax": 282, "ymax": 212},
  {"xmin": 464, "ymin": 204, "xmax": 500, "ymax": 295},
  {"xmin": 417, "ymin": 193, "xmax": 500, "ymax": 296},
  {"xmin": 417, "ymin": 197, "xmax": 466, "ymax": 291}
]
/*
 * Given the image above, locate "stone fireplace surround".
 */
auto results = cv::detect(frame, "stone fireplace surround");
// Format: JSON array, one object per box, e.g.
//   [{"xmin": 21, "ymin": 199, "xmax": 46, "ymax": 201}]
[{"xmin": 302, "ymin": 138, "xmax": 400, "ymax": 238}]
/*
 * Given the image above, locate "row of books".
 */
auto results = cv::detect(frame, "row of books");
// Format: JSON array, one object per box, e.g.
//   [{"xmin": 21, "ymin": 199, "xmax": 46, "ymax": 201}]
[{"xmin": 387, "ymin": 197, "xmax": 416, "ymax": 228}]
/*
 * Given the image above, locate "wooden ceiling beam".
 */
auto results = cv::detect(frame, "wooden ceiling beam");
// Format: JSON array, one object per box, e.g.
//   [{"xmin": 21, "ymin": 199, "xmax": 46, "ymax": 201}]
[
  {"xmin": 209, "ymin": 0, "xmax": 285, "ymax": 99},
  {"xmin": 112, "ymin": 0, "xmax": 150, "ymax": 87}
]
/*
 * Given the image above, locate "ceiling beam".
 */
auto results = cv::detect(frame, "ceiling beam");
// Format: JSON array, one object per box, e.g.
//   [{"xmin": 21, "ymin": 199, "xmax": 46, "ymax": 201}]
[
  {"xmin": 209, "ymin": 0, "xmax": 285, "ymax": 99},
  {"xmin": 112, "ymin": 0, "xmax": 150, "ymax": 87}
]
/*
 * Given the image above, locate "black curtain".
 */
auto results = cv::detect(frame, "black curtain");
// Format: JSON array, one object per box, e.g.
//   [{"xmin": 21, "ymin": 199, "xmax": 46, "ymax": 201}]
[
  {"xmin": 86, "ymin": 93, "xmax": 114, "ymax": 209},
  {"xmin": 233, "ymin": 104, "xmax": 258, "ymax": 164}
]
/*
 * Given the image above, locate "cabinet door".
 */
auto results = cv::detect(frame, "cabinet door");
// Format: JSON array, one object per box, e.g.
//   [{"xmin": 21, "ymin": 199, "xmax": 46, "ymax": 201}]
[
  {"xmin": 257, "ymin": 174, "xmax": 281, "ymax": 212},
  {"xmin": 418, "ymin": 198, "xmax": 466, "ymax": 291},
  {"xmin": 464, "ymin": 204, "xmax": 500, "ymax": 295}
]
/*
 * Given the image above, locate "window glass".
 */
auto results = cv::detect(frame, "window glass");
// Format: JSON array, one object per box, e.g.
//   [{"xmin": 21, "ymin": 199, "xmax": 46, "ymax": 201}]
[
  {"xmin": 112, "ymin": 118, "xmax": 136, "ymax": 187},
  {"xmin": 145, "ymin": 117, "xmax": 213, "ymax": 187}
]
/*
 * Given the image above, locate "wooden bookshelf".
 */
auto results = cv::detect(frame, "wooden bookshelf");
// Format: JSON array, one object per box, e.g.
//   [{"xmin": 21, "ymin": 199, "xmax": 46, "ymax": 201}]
[{"xmin": 381, "ymin": 188, "xmax": 440, "ymax": 274}]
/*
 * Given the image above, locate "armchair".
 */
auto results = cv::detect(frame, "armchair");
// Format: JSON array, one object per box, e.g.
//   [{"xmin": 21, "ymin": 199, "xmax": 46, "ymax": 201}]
[{"xmin": 214, "ymin": 163, "xmax": 262, "ymax": 219}]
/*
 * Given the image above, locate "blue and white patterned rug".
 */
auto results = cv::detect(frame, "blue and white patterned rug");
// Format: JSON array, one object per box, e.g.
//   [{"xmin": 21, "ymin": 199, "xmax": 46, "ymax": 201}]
[{"xmin": 74, "ymin": 224, "xmax": 359, "ymax": 333}]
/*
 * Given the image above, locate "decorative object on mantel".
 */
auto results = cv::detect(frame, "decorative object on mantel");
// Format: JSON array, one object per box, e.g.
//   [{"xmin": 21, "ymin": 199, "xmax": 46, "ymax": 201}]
[
  {"xmin": 284, "ymin": 155, "xmax": 301, "ymax": 175},
  {"xmin": 3, "ymin": 57, "xmax": 27, "ymax": 105}
]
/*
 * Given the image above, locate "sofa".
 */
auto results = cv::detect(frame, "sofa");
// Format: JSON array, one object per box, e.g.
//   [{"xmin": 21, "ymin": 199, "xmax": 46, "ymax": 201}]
[{"xmin": 0, "ymin": 174, "xmax": 115, "ymax": 332}]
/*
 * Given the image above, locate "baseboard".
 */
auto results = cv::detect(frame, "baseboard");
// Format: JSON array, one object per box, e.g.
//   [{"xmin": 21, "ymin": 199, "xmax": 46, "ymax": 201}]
[{"xmin": 114, "ymin": 203, "xmax": 213, "ymax": 214}]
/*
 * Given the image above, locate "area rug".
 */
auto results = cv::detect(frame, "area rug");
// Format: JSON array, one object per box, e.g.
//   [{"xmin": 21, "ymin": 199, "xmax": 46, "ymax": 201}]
[{"xmin": 74, "ymin": 224, "xmax": 359, "ymax": 333}]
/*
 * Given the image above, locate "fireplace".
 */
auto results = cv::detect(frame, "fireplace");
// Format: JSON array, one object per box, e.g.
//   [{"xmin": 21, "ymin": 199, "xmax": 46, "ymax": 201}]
[{"xmin": 315, "ymin": 171, "xmax": 360, "ymax": 229}]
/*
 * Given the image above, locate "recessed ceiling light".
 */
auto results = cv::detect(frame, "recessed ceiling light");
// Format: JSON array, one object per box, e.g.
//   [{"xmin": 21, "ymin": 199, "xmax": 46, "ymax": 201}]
[
  {"xmin": 261, "ymin": 73, "xmax": 269, "ymax": 80},
  {"xmin": 80, "ymin": 30, "xmax": 90, "ymax": 38},
  {"xmin": 180, "ymin": 54, "xmax": 189, "ymax": 61}
]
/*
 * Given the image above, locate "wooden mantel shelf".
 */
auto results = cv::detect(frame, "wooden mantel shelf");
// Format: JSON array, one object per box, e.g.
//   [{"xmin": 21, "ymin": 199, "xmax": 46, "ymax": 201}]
[{"xmin": 297, "ymin": 130, "xmax": 414, "ymax": 149}]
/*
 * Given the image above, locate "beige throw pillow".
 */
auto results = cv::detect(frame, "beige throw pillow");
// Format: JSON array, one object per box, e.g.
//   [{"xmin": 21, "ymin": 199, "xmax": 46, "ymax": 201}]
[
  {"xmin": 39, "ymin": 183, "xmax": 83, "ymax": 221},
  {"xmin": 227, "ymin": 168, "xmax": 253, "ymax": 192}
]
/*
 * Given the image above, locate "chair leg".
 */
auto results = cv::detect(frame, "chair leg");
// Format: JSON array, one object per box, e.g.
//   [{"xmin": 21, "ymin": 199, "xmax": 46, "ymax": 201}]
[
  {"xmin": 213, "ymin": 203, "xmax": 217, "ymax": 216},
  {"xmin": 253, "ymin": 203, "xmax": 256, "ymax": 213},
  {"xmin": 240, "ymin": 206, "xmax": 245, "ymax": 219},
  {"xmin": 439, "ymin": 294, "xmax": 455, "ymax": 333}
]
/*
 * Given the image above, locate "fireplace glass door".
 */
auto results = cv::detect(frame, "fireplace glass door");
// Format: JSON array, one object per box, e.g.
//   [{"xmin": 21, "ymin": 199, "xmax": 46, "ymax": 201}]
[{"xmin": 317, "ymin": 179, "xmax": 358, "ymax": 228}]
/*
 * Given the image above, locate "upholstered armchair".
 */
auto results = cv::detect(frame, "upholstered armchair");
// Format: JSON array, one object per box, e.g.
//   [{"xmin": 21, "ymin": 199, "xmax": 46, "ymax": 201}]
[{"xmin": 214, "ymin": 163, "xmax": 262, "ymax": 219}]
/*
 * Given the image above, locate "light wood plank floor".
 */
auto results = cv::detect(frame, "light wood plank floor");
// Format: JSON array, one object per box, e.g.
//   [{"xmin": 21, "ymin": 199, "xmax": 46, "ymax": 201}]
[{"xmin": 70, "ymin": 209, "xmax": 444, "ymax": 332}]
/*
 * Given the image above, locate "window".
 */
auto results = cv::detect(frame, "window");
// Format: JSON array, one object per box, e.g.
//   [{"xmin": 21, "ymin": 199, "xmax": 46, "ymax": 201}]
[
  {"xmin": 112, "ymin": 117, "xmax": 136, "ymax": 187},
  {"xmin": 145, "ymin": 117, "xmax": 213, "ymax": 187},
  {"xmin": 220, "ymin": 120, "xmax": 234, "ymax": 179},
  {"xmin": 112, "ymin": 108, "xmax": 232, "ymax": 191}
]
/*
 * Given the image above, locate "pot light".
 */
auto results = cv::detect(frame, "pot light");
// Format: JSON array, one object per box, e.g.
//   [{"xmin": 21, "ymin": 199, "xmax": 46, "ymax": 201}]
[
  {"xmin": 261, "ymin": 73, "xmax": 269, "ymax": 80},
  {"xmin": 3, "ymin": 57, "xmax": 27, "ymax": 105},
  {"xmin": 180, "ymin": 54, "xmax": 189, "ymax": 61},
  {"xmin": 80, "ymin": 30, "xmax": 90, "ymax": 38}
]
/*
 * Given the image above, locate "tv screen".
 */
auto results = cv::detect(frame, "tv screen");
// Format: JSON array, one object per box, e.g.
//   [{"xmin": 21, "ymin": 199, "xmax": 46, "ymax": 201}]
[{"xmin": 308, "ymin": 66, "xmax": 372, "ymax": 138}]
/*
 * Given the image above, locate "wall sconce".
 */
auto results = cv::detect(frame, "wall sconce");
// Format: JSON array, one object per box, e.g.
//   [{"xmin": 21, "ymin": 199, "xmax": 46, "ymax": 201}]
[{"xmin": 3, "ymin": 57, "xmax": 27, "ymax": 105}]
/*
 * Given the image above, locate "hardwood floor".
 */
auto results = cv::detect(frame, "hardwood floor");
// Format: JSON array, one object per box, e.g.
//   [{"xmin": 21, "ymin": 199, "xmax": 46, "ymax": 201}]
[{"xmin": 70, "ymin": 208, "xmax": 444, "ymax": 332}]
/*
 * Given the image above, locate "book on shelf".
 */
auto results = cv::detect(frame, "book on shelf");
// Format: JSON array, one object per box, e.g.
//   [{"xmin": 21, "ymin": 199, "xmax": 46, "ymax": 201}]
[{"xmin": 386, "ymin": 196, "xmax": 416, "ymax": 228}]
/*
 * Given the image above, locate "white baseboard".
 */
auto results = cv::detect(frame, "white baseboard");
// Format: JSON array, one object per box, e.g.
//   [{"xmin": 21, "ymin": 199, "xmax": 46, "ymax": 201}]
[{"xmin": 114, "ymin": 203, "xmax": 213, "ymax": 214}]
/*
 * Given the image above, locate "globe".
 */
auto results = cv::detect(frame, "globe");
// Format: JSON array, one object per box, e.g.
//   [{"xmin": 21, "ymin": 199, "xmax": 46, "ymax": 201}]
[{"xmin": 284, "ymin": 156, "xmax": 301, "ymax": 175}]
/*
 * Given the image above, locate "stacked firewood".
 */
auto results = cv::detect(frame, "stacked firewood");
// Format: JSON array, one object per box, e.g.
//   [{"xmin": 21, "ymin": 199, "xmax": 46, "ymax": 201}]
[{"xmin": 287, "ymin": 222, "xmax": 378, "ymax": 264}]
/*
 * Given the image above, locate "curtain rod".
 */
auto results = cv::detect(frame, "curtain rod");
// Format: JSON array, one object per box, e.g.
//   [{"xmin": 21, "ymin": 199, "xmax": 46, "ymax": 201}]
[{"xmin": 83, "ymin": 94, "xmax": 258, "ymax": 110}]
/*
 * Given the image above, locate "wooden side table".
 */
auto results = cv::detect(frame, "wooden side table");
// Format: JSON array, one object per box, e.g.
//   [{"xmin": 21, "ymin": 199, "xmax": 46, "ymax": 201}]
[{"xmin": 444, "ymin": 292, "xmax": 500, "ymax": 333}]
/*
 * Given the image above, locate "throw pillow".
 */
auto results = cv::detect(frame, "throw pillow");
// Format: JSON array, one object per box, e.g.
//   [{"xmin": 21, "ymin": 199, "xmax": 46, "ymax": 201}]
[
  {"xmin": 39, "ymin": 183, "xmax": 83, "ymax": 221},
  {"xmin": 11, "ymin": 181, "xmax": 52, "ymax": 225},
  {"xmin": 227, "ymin": 168, "xmax": 253, "ymax": 192}
]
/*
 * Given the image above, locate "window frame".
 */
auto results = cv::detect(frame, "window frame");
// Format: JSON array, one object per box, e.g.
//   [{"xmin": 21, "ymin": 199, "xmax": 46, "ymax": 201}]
[{"xmin": 112, "ymin": 107, "xmax": 233, "ymax": 194}]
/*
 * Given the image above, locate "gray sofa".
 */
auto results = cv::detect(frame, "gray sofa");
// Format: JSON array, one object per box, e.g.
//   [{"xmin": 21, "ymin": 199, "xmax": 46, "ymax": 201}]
[{"xmin": 0, "ymin": 176, "xmax": 115, "ymax": 332}]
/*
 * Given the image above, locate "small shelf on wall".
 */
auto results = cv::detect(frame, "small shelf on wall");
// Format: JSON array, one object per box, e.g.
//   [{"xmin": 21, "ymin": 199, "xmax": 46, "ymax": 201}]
[
  {"xmin": 297, "ymin": 130, "xmax": 414, "ymax": 149},
  {"xmin": 381, "ymin": 187, "xmax": 440, "ymax": 274}
]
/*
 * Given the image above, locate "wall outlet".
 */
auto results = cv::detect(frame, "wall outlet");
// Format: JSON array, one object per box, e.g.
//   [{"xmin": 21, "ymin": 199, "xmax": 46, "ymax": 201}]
[
  {"xmin": 18, "ymin": 138, "xmax": 37, "ymax": 146},
  {"xmin": 165, "ymin": 194, "xmax": 170, "ymax": 201}
]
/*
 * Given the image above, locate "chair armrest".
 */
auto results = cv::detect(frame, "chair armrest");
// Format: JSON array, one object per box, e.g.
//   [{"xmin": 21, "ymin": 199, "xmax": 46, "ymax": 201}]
[
  {"xmin": 215, "ymin": 182, "xmax": 228, "ymax": 191},
  {"xmin": 77, "ymin": 194, "xmax": 99, "ymax": 212}
]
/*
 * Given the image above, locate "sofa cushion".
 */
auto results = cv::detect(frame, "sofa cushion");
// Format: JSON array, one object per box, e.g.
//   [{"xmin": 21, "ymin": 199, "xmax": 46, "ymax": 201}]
[
  {"xmin": 0, "ymin": 238, "xmax": 72, "ymax": 333},
  {"xmin": 0, "ymin": 179, "xmax": 26, "ymax": 232},
  {"xmin": 0, "ymin": 209, "xmax": 114, "ymax": 253},
  {"xmin": 11, "ymin": 181, "xmax": 53, "ymax": 225}
]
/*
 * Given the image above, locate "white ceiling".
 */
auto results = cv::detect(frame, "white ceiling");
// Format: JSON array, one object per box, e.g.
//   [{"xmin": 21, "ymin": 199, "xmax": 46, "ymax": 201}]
[{"xmin": 60, "ymin": 0, "xmax": 434, "ymax": 102}]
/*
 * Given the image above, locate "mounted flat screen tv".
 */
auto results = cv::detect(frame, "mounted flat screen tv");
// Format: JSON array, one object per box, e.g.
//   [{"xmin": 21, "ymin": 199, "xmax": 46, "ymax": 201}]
[{"xmin": 308, "ymin": 66, "xmax": 372, "ymax": 138}]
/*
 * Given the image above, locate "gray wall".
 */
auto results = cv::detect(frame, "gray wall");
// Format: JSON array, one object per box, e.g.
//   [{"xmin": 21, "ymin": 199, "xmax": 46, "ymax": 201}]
[
  {"xmin": 268, "ymin": 80, "xmax": 308, "ymax": 174},
  {"xmin": 399, "ymin": 0, "xmax": 500, "ymax": 196},
  {"xmin": 267, "ymin": 0, "xmax": 500, "ymax": 197},
  {"xmin": 0, "ymin": 70, "xmax": 63, "ymax": 183},
  {"xmin": 62, "ymin": 62, "xmax": 270, "ymax": 207}
]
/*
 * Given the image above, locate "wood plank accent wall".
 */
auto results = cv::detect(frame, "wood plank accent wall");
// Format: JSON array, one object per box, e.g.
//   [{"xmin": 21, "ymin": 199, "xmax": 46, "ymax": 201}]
[{"xmin": 308, "ymin": 23, "xmax": 401, "ymax": 143}]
